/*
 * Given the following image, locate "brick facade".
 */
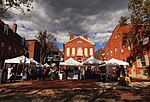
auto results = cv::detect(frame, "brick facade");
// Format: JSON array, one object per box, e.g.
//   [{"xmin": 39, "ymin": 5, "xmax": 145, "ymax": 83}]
[
  {"xmin": 64, "ymin": 34, "xmax": 94, "ymax": 62},
  {"xmin": 0, "ymin": 20, "xmax": 28, "ymax": 69},
  {"xmin": 103, "ymin": 24, "xmax": 150, "ymax": 79},
  {"xmin": 27, "ymin": 39, "xmax": 40, "ymax": 63}
]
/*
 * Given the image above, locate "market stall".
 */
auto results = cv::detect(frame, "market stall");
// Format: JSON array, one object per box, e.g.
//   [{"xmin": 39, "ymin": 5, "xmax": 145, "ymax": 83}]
[
  {"xmin": 83, "ymin": 56, "xmax": 105, "ymax": 79},
  {"xmin": 60, "ymin": 58, "xmax": 82, "ymax": 79}
]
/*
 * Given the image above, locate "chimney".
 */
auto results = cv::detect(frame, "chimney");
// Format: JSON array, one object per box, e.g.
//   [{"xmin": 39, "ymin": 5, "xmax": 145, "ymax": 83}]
[
  {"xmin": 70, "ymin": 34, "xmax": 74, "ymax": 40},
  {"xmin": 13, "ymin": 23, "xmax": 17, "ymax": 33},
  {"xmin": 83, "ymin": 34, "xmax": 88, "ymax": 39}
]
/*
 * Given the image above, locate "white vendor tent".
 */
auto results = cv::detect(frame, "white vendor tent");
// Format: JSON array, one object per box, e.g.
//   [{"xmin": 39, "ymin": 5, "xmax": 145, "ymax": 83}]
[
  {"xmin": 4, "ymin": 55, "xmax": 30, "ymax": 64},
  {"xmin": 106, "ymin": 58, "xmax": 129, "ymax": 66},
  {"xmin": 29, "ymin": 58, "xmax": 39, "ymax": 65},
  {"xmin": 43, "ymin": 63, "xmax": 50, "ymax": 67},
  {"xmin": 83, "ymin": 56, "xmax": 105, "ymax": 65},
  {"xmin": 60, "ymin": 58, "xmax": 82, "ymax": 66}
]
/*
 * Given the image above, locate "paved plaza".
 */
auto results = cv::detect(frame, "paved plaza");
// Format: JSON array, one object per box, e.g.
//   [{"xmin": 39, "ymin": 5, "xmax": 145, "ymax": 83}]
[{"xmin": 0, "ymin": 79, "xmax": 150, "ymax": 102}]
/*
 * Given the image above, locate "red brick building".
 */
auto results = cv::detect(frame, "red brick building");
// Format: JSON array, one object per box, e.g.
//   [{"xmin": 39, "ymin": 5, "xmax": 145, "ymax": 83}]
[
  {"xmin": 0, "ymin": 20, "xmax": 28, "ymax": 69},
  {"xmin": 94, "ymin": 47, "xmax": 105, "ymax": 61},
  {"xmin": 27, "ymin": 39, "xmax": 40, "ymax": 63},
  {"xmin": 64, "ymin": 34, "xmax": 94, "ymax": 62},
  {"xmin": 103, "ymin": 24, "xmax": 150, "ymax": 79}
]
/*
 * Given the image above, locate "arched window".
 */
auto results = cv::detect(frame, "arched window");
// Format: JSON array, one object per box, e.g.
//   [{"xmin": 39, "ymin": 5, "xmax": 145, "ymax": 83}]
[
  {"xmin": 77, "ymin": 47, "xmax": 83, "ymax": 56},
  {"xmin": 90, "ymin": 48, "xmax": 93, "ymax": 56},
  {"xmin": 72, "ymin": 47, "xmax": 75, "ymax": 56},
  {"xmin": 66, "ymin": 47, "xmax": 70, "ymax": 57},
  {"xmin": 84, "ymin": 48, "xmax": 88, "ymax": 57}
]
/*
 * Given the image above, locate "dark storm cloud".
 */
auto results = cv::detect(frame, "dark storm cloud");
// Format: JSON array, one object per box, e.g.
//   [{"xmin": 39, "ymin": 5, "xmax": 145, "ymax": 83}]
[
  {"xmin": 34, "ymin": 0, "xmax": 128, "ymax": 34},
  {"xmin": 2, "ymin": 0, "xmax": 130, "ymax": 50}
]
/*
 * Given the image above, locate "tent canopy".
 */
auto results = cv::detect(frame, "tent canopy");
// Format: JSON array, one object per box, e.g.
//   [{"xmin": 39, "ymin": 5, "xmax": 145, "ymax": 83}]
[
  {"xmin": 43, "ymin": 63, "xmax": 50, "ymax": 67},
  {"xmin": 105, "ymin": 58, "xmax": 129, "ymax": 66},
  {"xmin": 60, "ymin": 58, "xmax": 82, "ymax": 66},
  {"xmin": 5, "ymin": 55, "xmax": 30, "ymax": 64},
  {"xmin": 29, "ymin": 58, "xmax": 39, "ymax": 64},
  {"xmin": 83, "ymin": 56, "xmax": 105, "ymax": 65}
]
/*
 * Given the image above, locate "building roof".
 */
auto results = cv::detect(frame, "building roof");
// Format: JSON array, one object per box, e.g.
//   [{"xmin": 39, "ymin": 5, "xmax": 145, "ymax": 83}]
[{"xmin": 65, "ymin": 36, "xmax": 95, "ymax": 45}]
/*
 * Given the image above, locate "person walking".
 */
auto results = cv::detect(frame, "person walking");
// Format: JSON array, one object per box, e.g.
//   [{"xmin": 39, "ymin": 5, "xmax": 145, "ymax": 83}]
[
  {"xmin": 81, "ymin": 67, "xmax": 85, "ymax": 80},
  {"xmin": 42, "ymin": 67, "xmax": 48, "ymax": 81},
  {"xmin": 7, "ymin": 65, "xmax": 12, "ymax": 82}
]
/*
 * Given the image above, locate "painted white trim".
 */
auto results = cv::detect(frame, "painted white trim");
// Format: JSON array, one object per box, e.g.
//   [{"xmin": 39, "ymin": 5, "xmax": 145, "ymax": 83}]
[{"xmin": 65, "ymin": 36, "xmax": 95, "ymax": 45}]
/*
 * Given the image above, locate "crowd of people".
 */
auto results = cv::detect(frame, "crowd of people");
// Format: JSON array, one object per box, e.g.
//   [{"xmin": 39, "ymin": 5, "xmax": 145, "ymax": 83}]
[
  {"xmin": 3, "ymin": 64, "xmax": 60, "ymax": 83},
  {"xmin": 2, "ymin": 63, "xmax": 131, "ymax": 87}
]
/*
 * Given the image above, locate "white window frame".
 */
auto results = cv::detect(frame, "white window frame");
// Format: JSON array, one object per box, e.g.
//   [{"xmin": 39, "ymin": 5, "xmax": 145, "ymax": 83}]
[
  {"xmin": 90, "ymin": 48, "xmax": 93, "ymax": 56},
  {"xmin": 72, "ymin": 47, "xmax": 75, "ymax": 57},
  {"xmin": 66, "ymin": 47, "xmax": 70, "ymax": 57},
  {"xmin": 77, "ymin": 47, "xmax": 83, "ymax": 56},
  {"xmin": 84, "ymin": 48, "xmax": 88, "ymax": 57}
]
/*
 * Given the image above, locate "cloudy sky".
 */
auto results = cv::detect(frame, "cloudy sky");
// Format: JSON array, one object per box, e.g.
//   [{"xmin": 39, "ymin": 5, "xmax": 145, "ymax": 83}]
[{"xmin": 2, "ymin": 0, "xmax": 131, "ymax": 51}]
